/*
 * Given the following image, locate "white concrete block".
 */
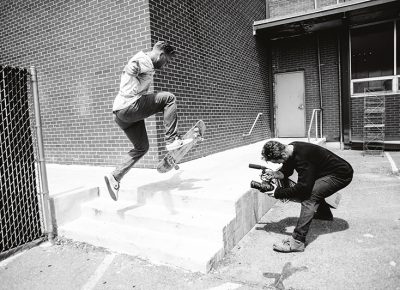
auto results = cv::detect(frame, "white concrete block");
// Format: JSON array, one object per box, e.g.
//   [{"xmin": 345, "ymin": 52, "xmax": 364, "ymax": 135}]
[{"xmin": 59, "ymin": 217, "xmax": 223, "ymax": 273}]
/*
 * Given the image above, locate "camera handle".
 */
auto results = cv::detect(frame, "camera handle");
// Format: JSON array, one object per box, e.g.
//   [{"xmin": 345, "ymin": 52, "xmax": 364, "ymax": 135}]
[{"xmin": 249, "ymin": 163, "xmax": 272, "ymax": 181}]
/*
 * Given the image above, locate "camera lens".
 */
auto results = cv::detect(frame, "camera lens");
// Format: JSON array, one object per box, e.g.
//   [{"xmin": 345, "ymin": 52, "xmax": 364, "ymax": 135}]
[
  {"xmin": 250, "ymin": 180, "xmax": 261, "ymax": 189},
  {"xmin": 250, "ymin": 180, "xmax": 273, "ymax": 192}
]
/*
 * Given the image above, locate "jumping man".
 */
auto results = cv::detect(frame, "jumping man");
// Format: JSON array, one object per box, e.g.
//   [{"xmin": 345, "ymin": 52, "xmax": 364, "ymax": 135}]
[{"xmin": 104, "ymin": 41, "xmax": 190, "ymax": 201}]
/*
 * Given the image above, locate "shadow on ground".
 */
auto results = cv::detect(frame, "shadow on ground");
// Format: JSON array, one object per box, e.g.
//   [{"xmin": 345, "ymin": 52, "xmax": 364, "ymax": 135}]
[
  {"xmin": 255, "ymin": 216, "xmax": 349, "ymax": 245},
  {"xmin": 133, "ymin": 172, "xmax": 210, "ymax": 213},
  {"xmin": 263, "ymin": 261, "xmax": 308, "ymax": 290}
]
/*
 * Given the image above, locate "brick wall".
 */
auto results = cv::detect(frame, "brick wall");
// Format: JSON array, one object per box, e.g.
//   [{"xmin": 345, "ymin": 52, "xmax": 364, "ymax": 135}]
[
  {"xmin": 148, "ymin": 0, "xmax": 270, "ymax": 162},
  {"xmin": 268, "ymin": 0, "xmax": 315, "ymax": 17},
  {"xmin": 0, "ymin": 0, "xmax": 156, "ymax": 167},
  {"xmin": 351, "ymin": 95, "xmax": 400, "ymax": 141},
  {"xmin": 267, "ymin": 0, "xmax": 355, "ymax": 18},
  {"xmin": 1, "ymin": 0, "xmax": 270, "ymax": 167},
  {"xmin": 270, "ymin": 32, "xmax": 341, "ymax": 141}
]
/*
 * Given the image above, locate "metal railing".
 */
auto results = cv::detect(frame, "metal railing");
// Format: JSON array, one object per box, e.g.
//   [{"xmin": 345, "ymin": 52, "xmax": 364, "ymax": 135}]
[
  {"xmin": 243, "ymin": 113, "xmax": 263, "ymax": 137},
  {"xmin": 307, "ymin": 109, "xmax": 322, "ymax": 142}
]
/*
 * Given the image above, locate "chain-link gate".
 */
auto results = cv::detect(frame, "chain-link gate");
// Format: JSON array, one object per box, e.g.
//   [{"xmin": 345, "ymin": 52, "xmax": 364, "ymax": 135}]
[{"xmin": 0, "ymin": 65, "xmax": 51, "ymax": 259}]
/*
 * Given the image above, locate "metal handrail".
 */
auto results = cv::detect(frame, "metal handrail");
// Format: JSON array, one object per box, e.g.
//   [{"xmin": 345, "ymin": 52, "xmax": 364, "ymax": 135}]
[
  {"xmin": 243, "ymin": 113, "xmax": 263, "ymax": 137},
  {"xmin": 307, "ymin": 109, "xmax": 322, "ymax": 142}
]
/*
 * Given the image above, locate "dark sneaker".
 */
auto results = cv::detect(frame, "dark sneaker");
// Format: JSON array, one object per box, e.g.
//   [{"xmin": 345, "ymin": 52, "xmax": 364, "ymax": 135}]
[
  {"xmin": 273, "ymin": 237, "xmax": 305, "ymax": 253},
  {"xmin": 104, "ymin": 174, "xmax": 120, "ymax": 201},
  {"xmin": 166, "ymin": 137, "xmax": 193, "ymax": 151},
  {"xmin": 314, "ymin": 206, "xmax": 333, "ymax": 221},
  {"xmin": 314, "ymin": 212, "xmax": 333, "ymax": 221}
]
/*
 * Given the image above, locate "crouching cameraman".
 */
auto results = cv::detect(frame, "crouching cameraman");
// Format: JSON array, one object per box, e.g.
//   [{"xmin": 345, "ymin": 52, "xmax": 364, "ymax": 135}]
[{"xmin": 260, "ymin": 140, "xmax": 353, "ymax": 253}]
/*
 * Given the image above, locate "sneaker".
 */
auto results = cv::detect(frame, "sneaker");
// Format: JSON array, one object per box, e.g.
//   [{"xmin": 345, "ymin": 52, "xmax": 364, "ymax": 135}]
[
  {"xmin": 314, "ymin": 205, "xmax": 333, "ymax": 221},
  {"xmin": 165, "ymin": 137, "xmax": 193, "ymax": 151},
  {"xmin": 104, "ymin": 174, "xmax": 120, "ymax": 201},
  {"xmin": 314, "ymin": 212, "xmax": 333, "ymax": 221},
  {"xmin": 273, "ymin": 237, "xmax": 305, "ymax": 253}
]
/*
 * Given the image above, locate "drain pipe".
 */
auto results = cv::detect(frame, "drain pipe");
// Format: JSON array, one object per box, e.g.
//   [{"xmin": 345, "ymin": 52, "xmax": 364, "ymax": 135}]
[
  {"xmin": 30, "ymin": 66, "xmax": 54, "ymax": 240},
  {"xmin": 317, "ymin": 35, "xmax": 323, "ymax": 136},
  {"xmin": 337, "ymin": 34, "xmax": 344, "ymax": 150}
]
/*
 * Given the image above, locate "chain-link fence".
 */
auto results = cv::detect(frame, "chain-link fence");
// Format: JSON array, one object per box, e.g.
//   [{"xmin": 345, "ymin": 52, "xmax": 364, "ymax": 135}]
[{"xmin": 0, "ymin": 65, "xmax": 49, "ymax": 258}]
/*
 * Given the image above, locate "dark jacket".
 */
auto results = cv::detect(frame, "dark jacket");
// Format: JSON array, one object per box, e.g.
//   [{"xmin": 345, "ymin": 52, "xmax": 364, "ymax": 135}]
[{"xmin": 274, "ymin": 142, "xmax": 353, "ymax": 200}]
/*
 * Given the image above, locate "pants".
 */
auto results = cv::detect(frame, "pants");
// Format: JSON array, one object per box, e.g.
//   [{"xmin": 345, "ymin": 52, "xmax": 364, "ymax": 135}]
[
  {"xmin": 292, "ymin": 174, "xmax": 353, "ymax": 243},
  {"xmin": 112, "ymin": 92, "xmax": 178, "ymax": 182}
]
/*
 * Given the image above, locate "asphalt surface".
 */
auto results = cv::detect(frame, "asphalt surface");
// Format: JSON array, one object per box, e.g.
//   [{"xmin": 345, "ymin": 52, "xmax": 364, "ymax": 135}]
[{"xmin": 1, "ymin": 148, "xmax": 399, "ymax": 290}]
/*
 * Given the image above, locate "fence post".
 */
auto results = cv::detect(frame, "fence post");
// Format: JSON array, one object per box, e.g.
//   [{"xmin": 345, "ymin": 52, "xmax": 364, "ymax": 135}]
[{"xmin": 30, "ymin": 66, "xmax": 54, "ymax": 240}]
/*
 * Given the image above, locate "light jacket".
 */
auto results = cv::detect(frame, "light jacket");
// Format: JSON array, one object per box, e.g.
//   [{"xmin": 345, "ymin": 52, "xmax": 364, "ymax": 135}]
[{"xmin": 113, "ymin": 51, "xmax": 155, "ymax": 112}]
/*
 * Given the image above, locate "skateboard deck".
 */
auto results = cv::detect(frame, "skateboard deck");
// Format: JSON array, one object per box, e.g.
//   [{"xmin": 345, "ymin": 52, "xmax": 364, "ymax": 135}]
[{"xmin": 157, "ymin": 120, "xmax": 206, "ymax": 173}]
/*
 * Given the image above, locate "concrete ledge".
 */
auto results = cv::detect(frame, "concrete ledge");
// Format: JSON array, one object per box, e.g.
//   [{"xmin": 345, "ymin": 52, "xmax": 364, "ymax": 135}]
[
  {"xmin": 59, "ymin": 217, "xmax": 223, "ymax": 273},
  {"xmin": 223, "ymin": 189, "xmax": 276, "ymax": 253},
  {"xmin": 48, "ymin": 138, "xmax": 331, "ymax": 272},
  {"xmin": 310, "ymin": 137, "xmax": 326, "ymax": 147},
  {"xmin": 50, "ymin": 186, "xmax": 99, "ymax": 233}
]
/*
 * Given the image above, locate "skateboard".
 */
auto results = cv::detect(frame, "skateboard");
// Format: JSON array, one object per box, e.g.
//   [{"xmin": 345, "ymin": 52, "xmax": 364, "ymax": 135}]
[{"xmin": 157, "ymin": 120, "xmax": 206, "ymax": 173}]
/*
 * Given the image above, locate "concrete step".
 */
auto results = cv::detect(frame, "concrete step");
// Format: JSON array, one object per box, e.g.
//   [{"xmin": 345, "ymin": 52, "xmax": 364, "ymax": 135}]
[
  {"xmin": 310, "ymin": 137, "xmax": 326, "ymax": 147},
  {"xmin": 81, "ymin": 198, "xmax": 233, "ymax": 240},
  {"xmin": 98, "ymin": 186, "xmax": 237, "ymax": 214},
  {"xmin": 50, "ymin": 186, "xmax": 99, "ymax": 227},
  {"xmin": 49, "ymin": 140, "xmax": 306, "ymax": 272},
  {"xmin": 58, "ymin": 217, "xmax": 223, "ymax": 273}
]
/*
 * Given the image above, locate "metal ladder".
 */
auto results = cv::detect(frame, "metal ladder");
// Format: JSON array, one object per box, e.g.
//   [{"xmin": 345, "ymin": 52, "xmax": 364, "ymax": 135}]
[{"xmin": 363, "ymin": 93, "xmax": 385, "ymax": 156}]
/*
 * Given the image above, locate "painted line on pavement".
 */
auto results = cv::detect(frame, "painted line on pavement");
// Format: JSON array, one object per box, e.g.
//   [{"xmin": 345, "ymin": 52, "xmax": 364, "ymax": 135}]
[
  {"xmin": 206, "ymin": 282, "xmax": 242, "ymax": 290},
  {"xmin": 355, "ymin": 184, "xmax": 400, "ymax": 190},
  {"xmin": 385, "ymin": 152, "xmax": 400, "ymax": 176},
  {"xmin": 81, "ymin": 253, "xmax": 116, "ymax": 290},
  {"xmin": 0, "ymin": 250, "xmax": 27, "ymax": 267}
]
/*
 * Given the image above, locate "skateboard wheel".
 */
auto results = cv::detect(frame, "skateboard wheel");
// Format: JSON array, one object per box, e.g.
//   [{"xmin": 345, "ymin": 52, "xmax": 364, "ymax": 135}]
[{"xmin": 174, "ymin": 164, "xmax": 180, "ymax": 170}]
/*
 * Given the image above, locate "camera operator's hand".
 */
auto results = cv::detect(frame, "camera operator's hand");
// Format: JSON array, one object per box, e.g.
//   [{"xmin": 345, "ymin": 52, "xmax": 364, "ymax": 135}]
[
  {"xmin": 265, "ymin": 183, "xmax": 278, "ymax": 198},
  {"xmin": 261, "ymin": 170, "xmax": 275, "ymax": 181}
]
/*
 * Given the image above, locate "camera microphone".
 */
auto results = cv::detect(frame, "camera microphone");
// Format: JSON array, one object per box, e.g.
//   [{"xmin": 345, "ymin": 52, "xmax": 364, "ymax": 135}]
[{"xmin": 249, "ymin": 164, "xmax": 267, "ymax": 170}]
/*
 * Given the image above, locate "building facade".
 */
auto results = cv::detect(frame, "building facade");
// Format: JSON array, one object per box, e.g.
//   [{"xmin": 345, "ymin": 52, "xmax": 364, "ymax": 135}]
[
  {"xmin": 254, "ymin": 0, "xmax": 400, "ymax": 149},
  {"xmin": 1, "ymin": 0, "xmax": 399, "ymax": 169},
  {"xmin": 0, "ymin": 0, "xmax": 270, "ymax": 168}
]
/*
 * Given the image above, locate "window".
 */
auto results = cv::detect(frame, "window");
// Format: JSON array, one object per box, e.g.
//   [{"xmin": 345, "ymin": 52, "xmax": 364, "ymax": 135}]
[{"xmin": 350, "ymin": 21, "xmax": 398, "ymax": 95}]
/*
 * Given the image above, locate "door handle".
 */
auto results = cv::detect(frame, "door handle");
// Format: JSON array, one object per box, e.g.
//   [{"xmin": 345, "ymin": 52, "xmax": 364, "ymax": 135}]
[{"xmin": 298, "ymin": 104, "xmax": 304, "ymax": 110}]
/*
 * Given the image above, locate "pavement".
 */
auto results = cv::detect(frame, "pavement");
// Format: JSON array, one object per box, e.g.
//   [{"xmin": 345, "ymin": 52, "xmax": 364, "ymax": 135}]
[{"xmin": 1, "ymin": 144, "xmax": 400, "ymax": 290}]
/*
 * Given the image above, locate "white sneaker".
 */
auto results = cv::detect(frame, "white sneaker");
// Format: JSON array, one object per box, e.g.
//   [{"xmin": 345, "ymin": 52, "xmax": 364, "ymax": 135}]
[
  {"xmin": 166, "ymin": 137, "xmax": 193, "ymax": 151},
  {"xmin": 104, "ymin": 174, "xmax": 120, "ymax": 201}
]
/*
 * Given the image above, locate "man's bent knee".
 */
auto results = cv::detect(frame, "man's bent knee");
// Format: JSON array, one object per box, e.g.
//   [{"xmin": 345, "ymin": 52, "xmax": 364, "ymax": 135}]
[
  {"xmin": 166, "ymin": 93, "xmax": 176, "ymax": 104},
  {"xmin": 128, "ymin": 146, "xmax": 149, "ymax": 158},
  {"xmin": 155, "ymin": 92, "xmax": 176, "ymax": 108},
  {"xmin": 161, "ymin": 92, "xmax": 176, "ymax": 102}
]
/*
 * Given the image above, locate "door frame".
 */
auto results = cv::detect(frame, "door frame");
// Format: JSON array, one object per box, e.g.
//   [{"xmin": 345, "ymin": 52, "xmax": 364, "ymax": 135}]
[{"xmin": 273, "ymin": 70, "xmax": 307, "ymax": 138}]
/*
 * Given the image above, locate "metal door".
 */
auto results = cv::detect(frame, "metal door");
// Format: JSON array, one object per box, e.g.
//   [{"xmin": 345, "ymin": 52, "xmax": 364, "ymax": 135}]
[{"xmin": 274, "ymin": 71, "xmax": 306, "ymax": 137}]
